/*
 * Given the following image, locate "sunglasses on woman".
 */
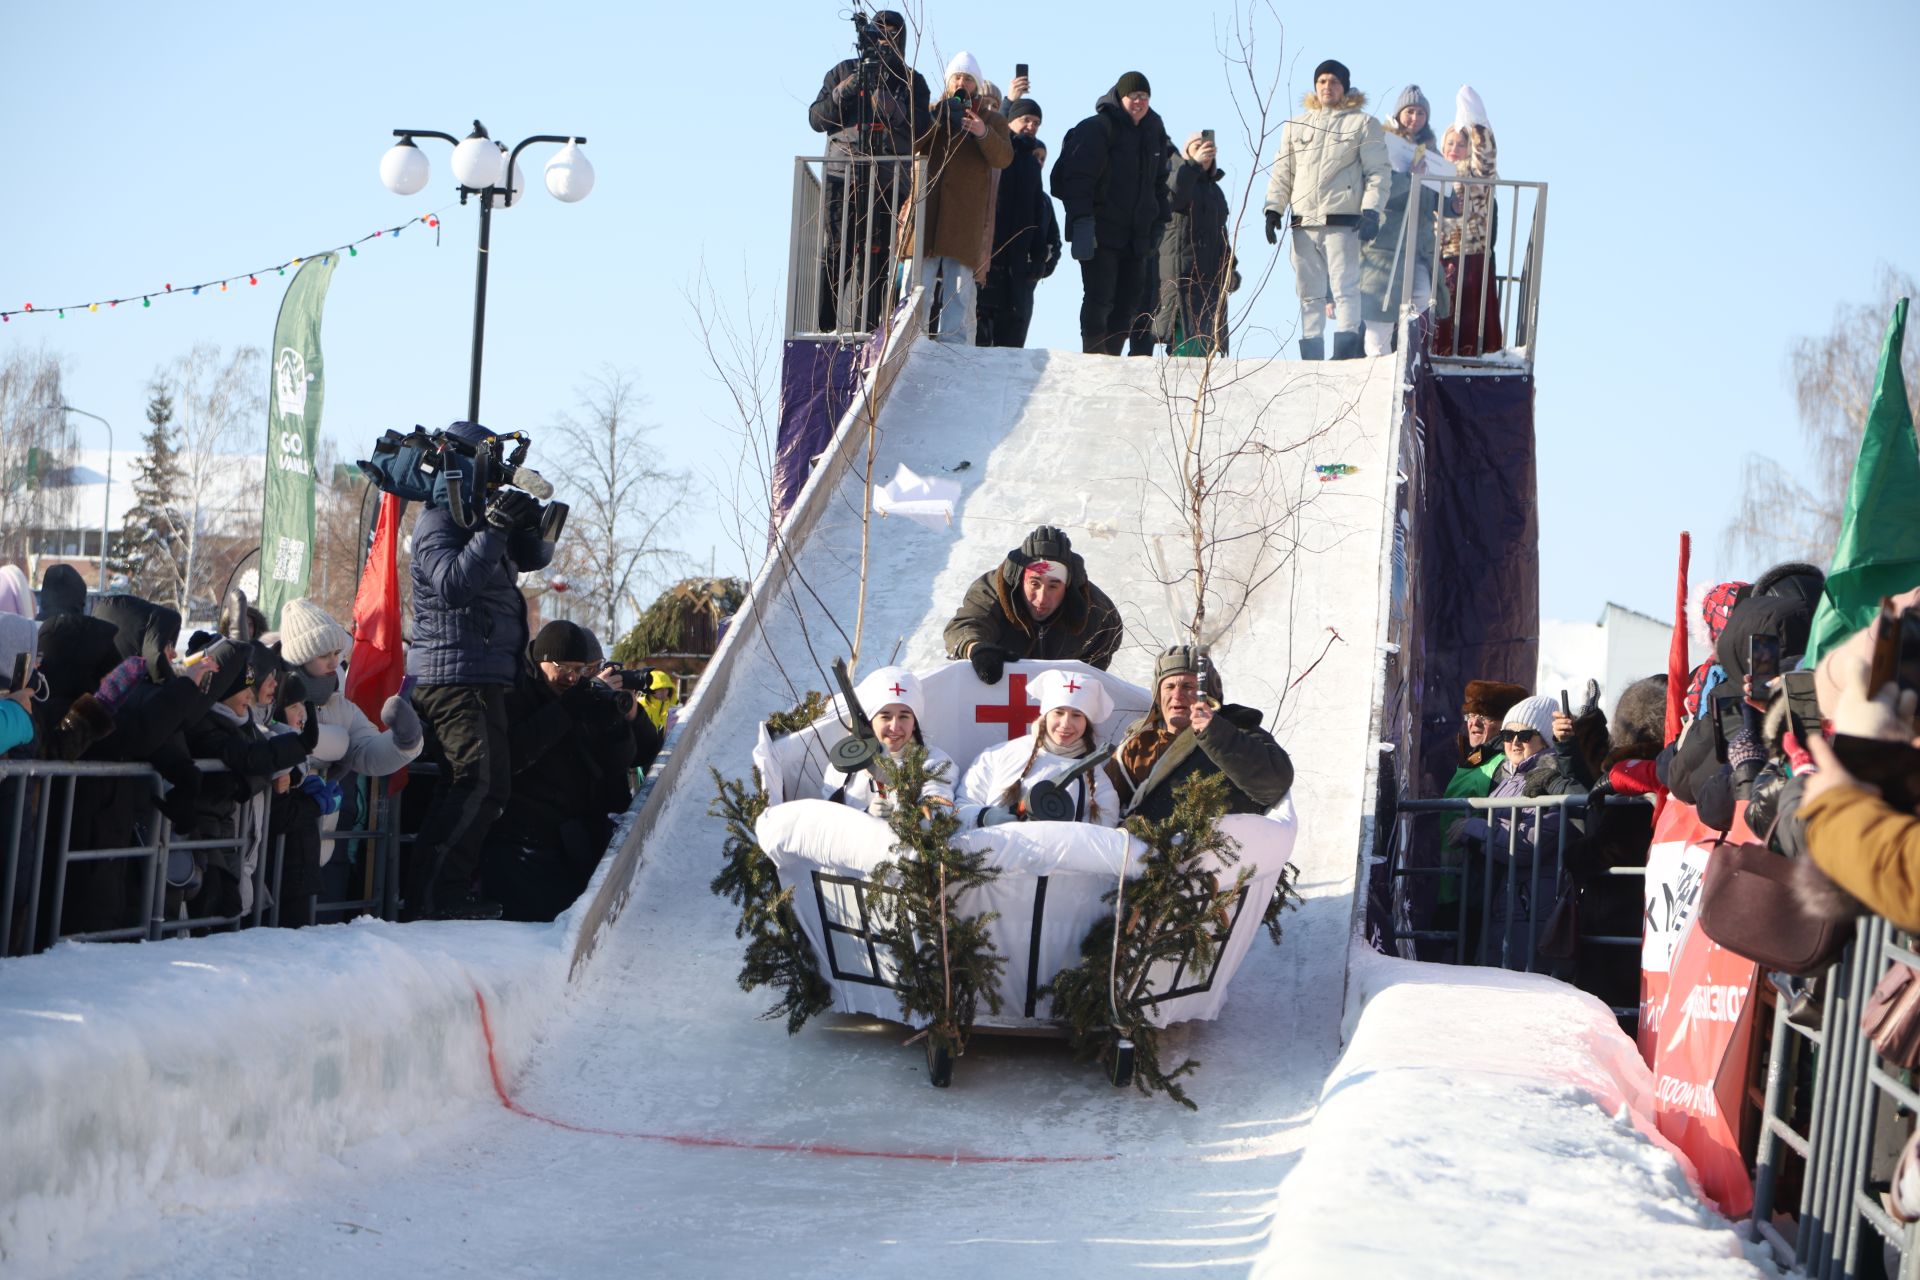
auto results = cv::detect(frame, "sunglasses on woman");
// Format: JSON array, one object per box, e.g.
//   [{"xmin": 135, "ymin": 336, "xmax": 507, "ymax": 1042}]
[{"xmin": 1498, "ymin": 728, "xmax": 1540, "ymax": 744}]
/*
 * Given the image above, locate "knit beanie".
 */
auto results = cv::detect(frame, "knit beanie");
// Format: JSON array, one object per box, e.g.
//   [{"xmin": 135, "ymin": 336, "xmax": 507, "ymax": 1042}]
[
  {"xmin": 1391, "ymin": 84, "xmax": 1429, "ymax": 118},
  {"xmin": 1503, "ymin": 695, "xmax": 1558, "ymax": 743},
  {"xmin": 1313, "ymin": 59, "xmax": 1351, "ymax": 92},
  {"xmin": 278, "ymin": 597, "xmax": 353, "ymax": 667},
  {"xmin": 945, "ymin": 51, "xmax": 984, "ymax": 89},
  {"xmin": 1113, "ymin": 71, "xmax": 1151, "ymax": 98},
  {"xmin": 529, "ymin": 619, "xmax": 604, "ymax": 666},
  {"xmin": 1005, "ymin": 97, "xmax": 1042, "ymax": 124}
]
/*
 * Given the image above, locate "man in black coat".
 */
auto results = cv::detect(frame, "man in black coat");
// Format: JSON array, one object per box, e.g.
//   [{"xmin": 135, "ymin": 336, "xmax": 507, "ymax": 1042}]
[
  {"xmin": 806, "ymin": 9, "xmax": 932, "ymax": 333},
  {"xmin": 977, "ymin": 98, "xmax": 1059, "ymax": 349},
  {"xmin": 943, "ymin": 525, "xmax": 1125, "ymax": 682},
  {"xmin": 1049, "ymin": 72, "xmax": 1171, "ymax": 355},
  {"xmin": 481, "ymin": 621, "xmax": 660, "ymax": 922},
  {"xmin": 1108, "ymin": 646, "xmax": 1294, "ymax": 822}
]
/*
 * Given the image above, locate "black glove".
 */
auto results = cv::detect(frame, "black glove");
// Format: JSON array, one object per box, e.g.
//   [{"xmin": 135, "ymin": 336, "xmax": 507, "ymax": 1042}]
[
  {"xmin": 969, "ymin": 644, "xmax": 1009, "ymax": 685},
  {"xmin": 298, "ymin": 703, "xmax": 320, "ymax": 752},
  {"xmin": 1068, "ymin": 217, "xmax": 1096, "ymax": 262},
  {"xmin": 1357, "ymin": 209, "xmax": 1381, "ymax": 244},
  {"xmin": 485, "ymin": 488, "xmax": 539, "ymax": 532},
  {"xmin": 1264, "ymin": 208, "xmax": 1282, "ymax": 245}
]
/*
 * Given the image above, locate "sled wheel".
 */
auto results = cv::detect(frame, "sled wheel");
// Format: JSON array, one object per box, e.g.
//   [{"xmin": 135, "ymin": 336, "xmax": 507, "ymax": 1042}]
[
  {"xmin": 925, "ymin": 1039, "xmax": 954, "ymax": 1089},
  {"xmin": 1109, "ymin": 1037, "xmax": 1135, "ymax": 1089}
]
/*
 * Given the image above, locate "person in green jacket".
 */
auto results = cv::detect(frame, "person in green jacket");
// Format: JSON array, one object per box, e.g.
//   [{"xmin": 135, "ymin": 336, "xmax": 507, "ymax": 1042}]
[{"xmin": 1439, "ymin": 678, "xmax": 1528, "ymax": 906}]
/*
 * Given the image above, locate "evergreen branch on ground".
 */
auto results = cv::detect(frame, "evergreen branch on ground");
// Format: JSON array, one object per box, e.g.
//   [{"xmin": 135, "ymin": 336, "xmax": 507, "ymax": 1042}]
[
  {"xmin": 866, "ymin": 746, "xmax": 1005, "ymax": 1063},
  {"xmin": 709, "ymin": 766, "xmax": 832, "ymax": 1034}
]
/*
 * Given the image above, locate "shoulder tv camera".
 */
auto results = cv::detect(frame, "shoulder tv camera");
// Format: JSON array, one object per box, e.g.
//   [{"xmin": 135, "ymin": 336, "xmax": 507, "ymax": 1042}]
[{"xmin": 357, "ymin": 424, "xmax": 568, "ymax": 542}]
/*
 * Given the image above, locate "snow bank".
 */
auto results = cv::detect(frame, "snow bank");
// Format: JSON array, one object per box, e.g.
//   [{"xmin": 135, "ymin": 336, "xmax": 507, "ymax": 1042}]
[
  {"xmin": 0, "ymin": 918, "xmax": 571, "ymax": 1268},
  {"xmin": 1259, "ymin": 947, "xmax": 1769, "ymax": 1278}
]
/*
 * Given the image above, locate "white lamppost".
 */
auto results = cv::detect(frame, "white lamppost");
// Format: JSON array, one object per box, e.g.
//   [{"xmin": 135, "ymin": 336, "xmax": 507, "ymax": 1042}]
[{"xmin": 377, "ymin": 122, "xmax": 594, "ymax": 423}]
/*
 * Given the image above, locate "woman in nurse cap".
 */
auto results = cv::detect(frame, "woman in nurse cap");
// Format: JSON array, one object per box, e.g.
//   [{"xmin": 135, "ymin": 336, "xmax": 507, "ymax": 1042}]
[
  {"xmin": 821, "ymin": 665, "xmax": 957, "ymax": 817},
  {"xmin": 956, "ymin": 667, "xmax": 1119, "ymax": 827}
]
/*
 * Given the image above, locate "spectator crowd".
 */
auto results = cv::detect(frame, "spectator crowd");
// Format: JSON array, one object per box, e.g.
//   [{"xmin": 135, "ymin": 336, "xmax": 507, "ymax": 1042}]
[{"xmin": 808, "ymin": 12, "xmax": 1507, "ymax": 359}]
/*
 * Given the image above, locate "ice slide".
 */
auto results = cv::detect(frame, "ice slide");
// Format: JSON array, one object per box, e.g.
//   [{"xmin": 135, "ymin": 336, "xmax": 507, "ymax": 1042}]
[{"xmin": 7, "ymin": 336, "xmax": 1409, "ymax": 1277}]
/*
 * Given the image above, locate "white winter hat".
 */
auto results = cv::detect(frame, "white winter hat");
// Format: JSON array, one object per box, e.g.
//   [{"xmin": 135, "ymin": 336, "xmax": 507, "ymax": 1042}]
[
  {"xmin": 945, "ymin": 51, "xmax": 984, "ymax": 88},
  {"xmin": 279, "ymin": 597, "xmax": 353, "ymax": 667},
  {"xmin": 1502, "ymin": 694, "xmax": 1557, "ymax": 744},
  {"xmin": 1452, "ymin": 85, "xmax": 1490, "ymax": 132},
  {"xmin": 1029, "ymin": 667, "xmax": 1114, "ymax": 725},
  {"xmin": 855, "ymin": 665, "xmax": 927, "ymax": 725}
]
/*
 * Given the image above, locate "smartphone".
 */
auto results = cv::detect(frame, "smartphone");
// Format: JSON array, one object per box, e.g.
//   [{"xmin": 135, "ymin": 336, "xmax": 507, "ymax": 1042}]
[
  {"xmin": 1201, "ymin": 128, "xmax": 1215, "ymax": 143},
  {"xmin": 399, "ymin": 674, "xmax": 418, "ymax": 699},
  {"xmin": 1559, "ymin": 689, "xmax": 1571, "ymax": 717},
  {"xmin": 1749, "ymin": 633, "xmax": 1781, "ymax": 690},
  {"xmin": 1870, "ymin": 599, "xmax": 1901, "ymax": 694},
  {"xmin": 1900, "ymin": 610, "xmax": 1920, "ymax": 700},
  {"xmin": 1711, "ymin": 690, "xmax": 1747, "ymax": 764},
  {"xmin": 8, "ymin": 652, "xmax": 26, "ymax": 692},
  {"xmin": 1781, "ymin": 670, "xmax": 1822, "ymax": 743},
  {"xmin": 1015, "ymin": 62, "xmax": 1029, "ymax": 80}
]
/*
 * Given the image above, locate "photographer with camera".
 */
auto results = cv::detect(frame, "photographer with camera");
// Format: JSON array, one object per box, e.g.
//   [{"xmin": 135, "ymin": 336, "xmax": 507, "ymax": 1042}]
[
  {"xmin": 807, "ymin": 8, "xmax": 931, "ymax": 333},
  {"xmin": 406, "ymin": 421, "xmax": 558, "ymax": 921},
  {"xmin": 480, "ymin": 621, "xmax": 657, "ymax": 922},
  {"xmin": 908, "ymin": 51, "xmax": 1011, "ymax": 345}
]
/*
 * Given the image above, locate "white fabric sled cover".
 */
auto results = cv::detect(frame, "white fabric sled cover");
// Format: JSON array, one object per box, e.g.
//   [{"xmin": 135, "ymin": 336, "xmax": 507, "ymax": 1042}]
[{"xmin": 754, "ymin": 798, "xmax": 1297, "ymax": 1031}]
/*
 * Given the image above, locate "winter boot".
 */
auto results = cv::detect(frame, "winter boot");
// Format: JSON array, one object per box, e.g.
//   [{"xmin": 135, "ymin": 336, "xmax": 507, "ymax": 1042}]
[
  {"xmin": 1331, "ymin": 329, "xmax": 1365, "ymax": 360},
  {"xmin": 1297, "ymin": 335, "xmax": 1325, "ymax": 361}
]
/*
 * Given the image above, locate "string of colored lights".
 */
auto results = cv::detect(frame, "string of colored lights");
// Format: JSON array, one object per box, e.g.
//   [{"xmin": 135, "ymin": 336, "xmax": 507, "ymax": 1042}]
[{"xmin": 2, "ymin": 204, "xmax": 459, "ymax": 322}]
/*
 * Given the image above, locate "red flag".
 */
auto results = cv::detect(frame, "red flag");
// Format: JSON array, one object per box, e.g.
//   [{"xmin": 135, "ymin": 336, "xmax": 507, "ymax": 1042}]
[
  {"xmin": 1665, "ymin": 531, "xmax": 1691, "ymax": 744},
  {"xmin": 344, "ymin": 492, "xmax": 406, "ymax": 731}
]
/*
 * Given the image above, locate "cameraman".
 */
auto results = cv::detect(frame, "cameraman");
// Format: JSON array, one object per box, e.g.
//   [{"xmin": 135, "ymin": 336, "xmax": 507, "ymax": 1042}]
[
  {"xmin": 480, "ymin": 621, "xmax": 658, "ymax": 922},
  {"xmin": 406, "ymin": 421, "xmax": 556, "ymax": 921},
  {"xmin": 807, "ymin": 8, "xmax": 931, "ymax": 332}
]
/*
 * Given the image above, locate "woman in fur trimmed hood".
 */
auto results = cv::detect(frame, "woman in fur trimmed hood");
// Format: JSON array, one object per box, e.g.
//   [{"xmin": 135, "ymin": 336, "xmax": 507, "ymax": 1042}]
[{"xmin": 942, "ymin": 525, "xmax": 1124, "ymax": 683}]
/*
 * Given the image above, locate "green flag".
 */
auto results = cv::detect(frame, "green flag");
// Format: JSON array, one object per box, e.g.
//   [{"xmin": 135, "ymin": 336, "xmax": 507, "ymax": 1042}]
[
  {"xmin": 259, "ymin": 255, "xmax": 338, "ymax": 627},
  {"xmin": 1806, "ymin": 297, "xmax": 1919, "ymax": 664}
]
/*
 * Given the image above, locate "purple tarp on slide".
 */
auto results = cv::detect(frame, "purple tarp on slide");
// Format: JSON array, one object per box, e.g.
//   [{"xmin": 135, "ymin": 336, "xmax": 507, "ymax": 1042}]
[{"xmin": 772, "ymin": 339, "xmax": 867, "ymax": 529}]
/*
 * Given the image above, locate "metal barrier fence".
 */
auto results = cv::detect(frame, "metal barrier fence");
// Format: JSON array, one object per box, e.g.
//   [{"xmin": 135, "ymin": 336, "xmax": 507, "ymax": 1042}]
[
  {"xmin": 786, "ymin": 153, "xmax": 926, "ymax": 342},
  {"xmin": 1389, "ymin": 173, "xmax": 1547, "ymax": 370},
  {"xmin": 1379, "ymin": 793, "xmax": 1651, "ymax": 1017},
  {"xmin": 1751, "ymin": 914, "xmax": 1920, "ymax": 1277},
  {"xmin": 0, "ymin": 757, "xmax": 432, "ymax": 955}
]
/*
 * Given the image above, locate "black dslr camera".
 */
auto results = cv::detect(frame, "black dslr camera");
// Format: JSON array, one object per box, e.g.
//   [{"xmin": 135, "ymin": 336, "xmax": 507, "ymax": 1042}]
[{"xmin": 357, "ymin": 424, "xmax": 569, "ymax": 542}]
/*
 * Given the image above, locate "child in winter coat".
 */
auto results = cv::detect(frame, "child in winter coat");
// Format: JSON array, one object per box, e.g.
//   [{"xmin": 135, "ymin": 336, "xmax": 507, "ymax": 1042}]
[
  {"xmin": 957, "ymin": 667, "xmax": 1120, "ymax": 827},
  {"xmin": 821, "ymin": 666, "xmax": 956, "ymax": 818}
]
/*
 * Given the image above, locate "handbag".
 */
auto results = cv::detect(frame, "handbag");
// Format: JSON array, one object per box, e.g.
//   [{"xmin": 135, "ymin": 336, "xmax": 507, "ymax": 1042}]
[
  {"xmin": 1535, "ymin": 881, "xmax": 1580, "ymax": 961},
  {"xmin": 1697, "ymin": 842, "xmax": 1857, "ymax": 976},
  {"xmin": 1862, "ymin": 963, "xmax": 1920, "ymax": 1069}
]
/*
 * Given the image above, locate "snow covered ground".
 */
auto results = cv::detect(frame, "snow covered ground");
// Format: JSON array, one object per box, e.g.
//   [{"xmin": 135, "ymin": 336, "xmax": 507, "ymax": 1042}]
[{"xmin": 0, "ymin": 339, "xmax": 1753, "ymax": 1277}]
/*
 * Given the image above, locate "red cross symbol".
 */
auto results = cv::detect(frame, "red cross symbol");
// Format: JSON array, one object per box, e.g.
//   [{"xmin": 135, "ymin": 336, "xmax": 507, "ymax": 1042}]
[
  {"xmin": 1064, "ymin": 678, "xmax": 1081, "ymax": 694},
  {"xmin": 975, "ymin": 672, "xmax": 1041, "ymax": 740},
  {"xmin": 888, "ymin": 683, "xmax": 906, "ymax": 697}
]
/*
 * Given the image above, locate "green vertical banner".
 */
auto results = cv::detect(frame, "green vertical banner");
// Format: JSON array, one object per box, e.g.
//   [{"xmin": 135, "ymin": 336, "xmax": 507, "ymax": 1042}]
[{"xmin": 259, "ymin": 254, "xmax": 338, "ymax": 627}]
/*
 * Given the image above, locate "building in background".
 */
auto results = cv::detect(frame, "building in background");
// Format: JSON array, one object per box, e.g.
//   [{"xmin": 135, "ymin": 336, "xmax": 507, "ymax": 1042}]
[{"xmin": 1537, "ymin": 602, "xmax": 1670, "ymax": 721}]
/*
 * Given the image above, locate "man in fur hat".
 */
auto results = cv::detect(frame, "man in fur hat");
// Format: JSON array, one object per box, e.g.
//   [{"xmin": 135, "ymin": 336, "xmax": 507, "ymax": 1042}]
[
  {"xmin": 1263, "ymin": 58, "xmax": 1388, "ymax": 360},
  {"xmin": 1449, "ymin": 678, "xmax": 1527, "ymax": 802},
  {"xmin": 1108, "ymin": 645, "xmax": 1293, "ymax": 822},
  {"xmin": 944, "ymin": 525, "xmax": 1124, "ymax": 683}
]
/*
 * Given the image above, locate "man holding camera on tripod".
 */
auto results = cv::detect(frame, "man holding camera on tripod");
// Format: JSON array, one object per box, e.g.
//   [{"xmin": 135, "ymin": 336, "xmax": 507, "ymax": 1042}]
[
  {"xmin": 807, "ymin": 8, "xmax": 931, "ymax": 333},
  {"xmin": 406, "ymin": 421, "xmax": 559, "ymax": 921}
]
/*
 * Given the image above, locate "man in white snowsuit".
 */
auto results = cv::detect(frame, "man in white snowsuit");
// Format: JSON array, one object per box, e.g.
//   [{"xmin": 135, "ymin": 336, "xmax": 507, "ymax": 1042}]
[{"xmin": 1263, "ymin": 58, "xmax": 1389, "ymax": 361}]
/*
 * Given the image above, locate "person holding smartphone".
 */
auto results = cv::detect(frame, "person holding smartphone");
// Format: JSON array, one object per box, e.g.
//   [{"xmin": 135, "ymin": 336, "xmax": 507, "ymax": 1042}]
[
  {"xmin": 908, "ymin": 51, "xmax": 1011, "ymax": 344},
  {"xmin": 1154, "ymin": 131, "xmax": 1237, "ymax": 356},
  {"xmin": 977, "ymin": 96, "xmax": 1056, "ymax": 347}
]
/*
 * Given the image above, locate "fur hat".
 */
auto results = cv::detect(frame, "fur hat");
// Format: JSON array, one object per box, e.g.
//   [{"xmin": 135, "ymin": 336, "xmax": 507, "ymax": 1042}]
[
  {"xmin": 1030, "ymin": 667, "xmax": 1114, "ymax": 726},
  {"xmin": 855, "ymin": 665, "xmax": 926, "ymax": 725},
  {"xmin": 1610, "ymin": 675, "xmax": 1669, "ymax": 749},
  {"xmin": 529, "ymin": 619, "xmax": 603, "ymax": 666},
  {"xmin": 1005, "ymin": 97, "xmax": 1041, "ymax": 124},
  {"xmin": 1462, "ymin": 678, "xmax": 1528, "ymax": 720},
  {"xmin": 1113, "ymin": 71, "xmax": 1151, "ymax": 98},
  {"xmin": 1152, "ymin": 645, "xmax": 1224, "ymax": 702},
  {"xmin": 278, "ymin": 597, "xmax": 353, "ymax": 667},
  {"xmin": 1313, "ymin": 59, "xmax": 1351, "ymax": 92},
  {"xmin": 945, "ymin": 51, "xmax": 984, "ymax": 89},
  {"xmin": 1503, "ymin": 695, "xmax": 1558, "ymax": 743}
]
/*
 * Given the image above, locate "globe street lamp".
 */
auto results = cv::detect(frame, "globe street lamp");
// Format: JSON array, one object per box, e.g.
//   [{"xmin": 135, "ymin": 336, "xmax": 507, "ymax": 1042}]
[
  {"xmin": 378, "ymin": 122, "xmax": 594, "ymax": 423},
  {"xmin": 59, "ymin": 405, "xmax": 113, "ymax": 590}
]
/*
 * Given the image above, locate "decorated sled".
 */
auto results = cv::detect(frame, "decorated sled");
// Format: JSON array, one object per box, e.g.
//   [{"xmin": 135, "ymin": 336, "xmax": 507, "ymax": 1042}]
[{"xmin": 749, "ymin": 660, "xmax": 1299, "ymax": 1085}]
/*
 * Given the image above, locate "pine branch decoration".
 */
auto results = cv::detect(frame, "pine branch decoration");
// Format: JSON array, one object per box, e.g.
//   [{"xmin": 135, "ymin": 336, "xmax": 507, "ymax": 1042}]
[
  {"xmin": 709, "ymin": 766, "xmax": 832, "ymax": 1034},
  {"xmin": 1044, "ymin": 771, "xmax": 1267, "ymax": 1109},
  {"xmin": 866, "ymin": 746, "xmax": 1006, "ymax": 1064},
  {"xmin": 764, "ymin": 690, "xmax": 830, "ymax": 738}
]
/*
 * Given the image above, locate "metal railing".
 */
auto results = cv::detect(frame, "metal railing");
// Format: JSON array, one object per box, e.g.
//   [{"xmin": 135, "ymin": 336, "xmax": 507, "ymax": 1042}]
[
  {"xmin": 786, "ymin": 153, "xmax": 926, "ymax": 342},
  {"xmin": 1750, "ymin": 914, "xmax": 1920, "ymax": 1277},
  {"xmin": 1391, "ymin": 173, "xmax": 1548, "ymax": 370},
  {"xmin": 1379, "ymin": 792, "xmax": 1651, "ymax": 1016},
  {"xmin": 0, "ymin": 757, "xmax": 432, "ymax": 955}
]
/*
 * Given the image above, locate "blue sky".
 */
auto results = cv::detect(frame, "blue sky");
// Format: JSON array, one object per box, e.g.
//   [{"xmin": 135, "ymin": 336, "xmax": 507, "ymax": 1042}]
[{"xmin": 5, "ymin": 1, "xmax": 1915, "ymax": 622}]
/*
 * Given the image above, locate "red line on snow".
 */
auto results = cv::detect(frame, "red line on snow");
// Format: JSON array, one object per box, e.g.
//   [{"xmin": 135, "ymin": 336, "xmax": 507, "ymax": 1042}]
[{"xmin": 470, "ymin": 987, "xmax": 1114, "ymax": 1166}]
